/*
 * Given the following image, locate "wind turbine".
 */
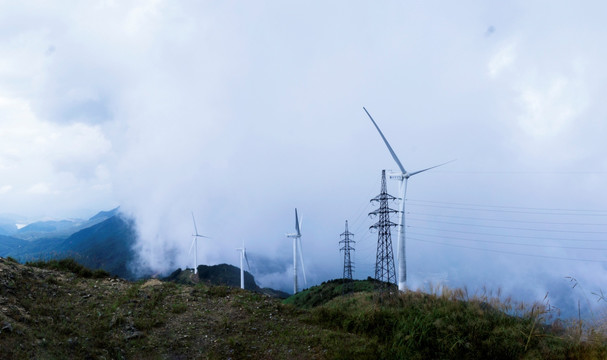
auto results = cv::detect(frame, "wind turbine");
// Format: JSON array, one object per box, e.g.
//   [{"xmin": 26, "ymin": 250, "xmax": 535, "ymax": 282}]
[
  {"xmin": 364, "ymin": 107, "xmax": 452, "ymax": 292},
  {"xmin": 190, "ymin": 212, "xmax": 209, "ymax": 274},
  {"xmin": 236, "ymin": 241, "xmax": 251, "ymax": 289},
  {"xmin": 286, "ymin": 208, "xmax": 307, "ymax": 294}
]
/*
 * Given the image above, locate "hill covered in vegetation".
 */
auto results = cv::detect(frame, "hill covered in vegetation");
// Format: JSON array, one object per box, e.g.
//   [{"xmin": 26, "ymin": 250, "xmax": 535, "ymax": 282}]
[
  {"xmin": 165, "ymin": 264, "xmax": 290, "ymax": 299},
  {"xmin": 2, "ymin": 257, "xmax": 607, "ymax": 359}
]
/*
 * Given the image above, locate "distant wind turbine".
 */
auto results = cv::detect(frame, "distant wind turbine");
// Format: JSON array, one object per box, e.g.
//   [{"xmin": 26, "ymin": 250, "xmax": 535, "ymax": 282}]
[
  {"xmin": 364, "ymin": 107, "xmax": 453, "ymax": 291},
  {"xmin": 190, "ymin": 212, "xmax": 209, "ymax": 274},
  {"xmin": 286, "ymin": 208, "xmax": 307, "ymax": 294},
  {"xmin": 236, "ymin": 241, "xmax": 251, "ymax": 289}
]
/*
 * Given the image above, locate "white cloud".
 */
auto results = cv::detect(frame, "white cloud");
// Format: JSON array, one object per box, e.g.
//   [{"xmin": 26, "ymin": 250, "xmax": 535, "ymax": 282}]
[
  {"xmin": 488, "ymin": 41, "xmax": 517, "ymax": 78},
  {"xmin": 26, "ymin": 182, "xmax": 53, "ymax": 195},
  {"xmin": 0, "ymin": 95, "xmax": 114, "ymax": 217},
  {"xmin": 486, "ymin": 31, "xmax": 594, "ymax": 165},
  {"xmin": 517, "ymin": 77, "xmax": 581, "ymax": 138}
]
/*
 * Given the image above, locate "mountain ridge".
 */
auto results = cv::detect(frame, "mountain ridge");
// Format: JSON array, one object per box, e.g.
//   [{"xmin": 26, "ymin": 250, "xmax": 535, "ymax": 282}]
[{"xmin": 0, "ymin": 211, "xmax": 137, "ymax": 279}]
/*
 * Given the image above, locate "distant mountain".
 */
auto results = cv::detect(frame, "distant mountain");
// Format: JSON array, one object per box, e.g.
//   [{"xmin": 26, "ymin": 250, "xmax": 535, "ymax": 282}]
[
  {"xmin": 0, "ymin": 210, "xmax": 138, "ymax": 279},
  {"xmin": 55, "ymin": 215, "xmax": 137, "ymax": 279},
  {"xmin": 12, "ymin": 207, "xmax": 121, "ymax": 241},
  {"xmin": 0, "ymin": 214, "xmax": 25, "ymax": 236},
  {"xmin": 16, "ymin": 220, "xmax": 79, "ymax": 240},
  {"xmin": 3, "ymin": 237, "xmax": 65, "ymax": 260},
  {"xmin": 0, "ymin": 223, "xmax": 17, "ymax": 236},
  {"xmin": 0, "ymin": 235, "xmax": 27, "ymax": 256},
  {"xmin": 88, "ymin": 207, "xmax": 120, "ymax": 222}
]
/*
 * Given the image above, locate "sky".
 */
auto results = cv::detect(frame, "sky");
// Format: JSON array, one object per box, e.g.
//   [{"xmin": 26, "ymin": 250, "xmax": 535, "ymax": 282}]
[{"xmin": 1, "ymin": 1, "xmax": 607, "ymax": 317}]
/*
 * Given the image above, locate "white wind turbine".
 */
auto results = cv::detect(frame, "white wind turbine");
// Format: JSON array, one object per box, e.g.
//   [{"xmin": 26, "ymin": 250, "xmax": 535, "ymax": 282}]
[
  {"xmin": 236, "ymin": 241, "xmax": 251, "ymax": 289},
  {"xmin": 286, "ymin": 208, "xmax": 307, "ymax": 294},
  {"xmin": 190, "ymin": 212, "xmax": 209, "ymax": 274},
  {"xmin": 364, "ymin": 107, "xmax": 453, "ymax": 292}
]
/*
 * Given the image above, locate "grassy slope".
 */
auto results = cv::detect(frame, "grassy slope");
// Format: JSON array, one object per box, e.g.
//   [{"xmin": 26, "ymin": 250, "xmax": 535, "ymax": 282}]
[
  {"xmin": 288, "ymin": 279, "xmax": 607, "ymax": 359},
  {"xmin": 2, "ymin": 258, "xmax": 607, "ymax": 359},
  {"xmin": 284, "ymin": 278, "xmax": 378, "ymax": 308},
  {"xmin": 0, "ymin": 258, "xmax": 372, "ymax": 359}
]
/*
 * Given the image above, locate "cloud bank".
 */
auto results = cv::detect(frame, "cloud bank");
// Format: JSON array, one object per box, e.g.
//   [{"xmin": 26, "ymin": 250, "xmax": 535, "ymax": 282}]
[{"xmin": 1, "ymin": 2, "xmax": 607, "ymax": 311}]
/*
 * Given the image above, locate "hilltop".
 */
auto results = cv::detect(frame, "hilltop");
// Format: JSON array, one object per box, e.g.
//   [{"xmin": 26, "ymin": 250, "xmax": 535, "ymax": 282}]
[
  {"xmin": 165, "ymin": 264, "xmax": 290, "ymax": 298},
  {"xmin": 2, "ymin": 257, "xmax": 607, "ymax": 359}
]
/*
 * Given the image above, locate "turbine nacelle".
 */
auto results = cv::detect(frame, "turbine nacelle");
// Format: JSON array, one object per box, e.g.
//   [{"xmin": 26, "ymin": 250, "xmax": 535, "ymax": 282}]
[
  {"xmin": 389, "ymin": 173, "xmax": 407, "ymax": 181},
  {"xmin": 286, "ymin": 208, "xmax": 303, "ymax": 239}
]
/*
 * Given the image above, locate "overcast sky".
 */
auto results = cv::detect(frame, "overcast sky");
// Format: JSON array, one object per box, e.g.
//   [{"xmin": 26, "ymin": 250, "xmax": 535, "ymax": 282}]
[{"xmin": 1, "ymin": 1, "xmax": 607, "ymax": 315}]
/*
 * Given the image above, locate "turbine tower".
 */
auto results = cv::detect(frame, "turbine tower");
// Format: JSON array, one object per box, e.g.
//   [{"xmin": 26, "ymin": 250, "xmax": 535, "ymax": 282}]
[
  {"xmin": 364, "ymin": 107, "xmax": 451, "ymax": 291},
  {"xmin": 339, "ymin": 220, "xmax": 355, "ymax": 281},
  {"xmin": 236, "ymin": 241, "xmax": 251, "ymax": 289},
  {"xmin": 286, "ymin": 208, "xmax": 307, "ymax": 294},
  {"xmin": 190, "ymin": 212, "xmax": 209, "ymax": 274}
]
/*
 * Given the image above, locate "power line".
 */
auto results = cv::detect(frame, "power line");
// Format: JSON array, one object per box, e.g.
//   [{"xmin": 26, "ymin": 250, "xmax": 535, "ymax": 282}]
[
  {"xmin": 350, "ymin": 198, "xmax": 374, "ymax": 230},
  {"xmin": 409, "ymin": 238, "xmax": 607, "ymax": 263},
  {"xmin": 410, "ymin": 225, "xmax": 607, "ymax": 242},
  {"xmin": 407, "ymin": 217, "xmax": 607, "ymax": 234},
  {"xmin": 408, "ymin": 203, "xmax": 607, "ymax": 216},
  {"xmin": 407, "ymin": 233, "xmax": 607, "ymax": 251},
  {"xmin": 408, "ymin": 211, "xmax": 607, "ymax": 227},
  {"xmin": 408, "ymin": 199, "xmax": 607, "ymax": 214},
  {"xmin": 429, "ymin": 171, "xmax": 607, "ymax": 175}
]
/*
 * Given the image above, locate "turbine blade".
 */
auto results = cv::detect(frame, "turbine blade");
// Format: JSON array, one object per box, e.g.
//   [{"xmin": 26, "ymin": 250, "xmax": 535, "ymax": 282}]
[
  {"xmin": 295, "ymin": 208, "xmax": 301, "ymax": 236},
  {"xmin": 298, "ymin": 238, "xmax": 307, "ymax": 286},
  {"xmin": 244, "ymin": 251, "xmax": 251, "ymax": 271},
  {"xmin": 191, "ymin": 212, "xmax": 199, "ymax": 236},
  {"xmin": 188, "ymin": 238, "xmax": 196, "ymax": 255},
  {"xmin": 408, "ymin": 159, "xmax": 456, "ymax": 177},
  {"xmin": 363, "ymin": 107, "xmax": 406, "ymax": 174}
]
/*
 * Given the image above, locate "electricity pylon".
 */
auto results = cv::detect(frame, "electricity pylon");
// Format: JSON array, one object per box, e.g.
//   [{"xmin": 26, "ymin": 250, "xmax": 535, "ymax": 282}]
[
  {"xmin": 340, "ymin": 220, "xmax": 355, "ymax": 280},
  {"xmin": 369, "ymin": 170, "xmax": 398, "ymax": 289}
]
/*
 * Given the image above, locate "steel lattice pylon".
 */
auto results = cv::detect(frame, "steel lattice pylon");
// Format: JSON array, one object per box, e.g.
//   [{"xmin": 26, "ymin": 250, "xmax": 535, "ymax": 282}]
[
  {"xmin": 340, "ymin": 220, "xmax": 355, "ymax": 281},
  {"xmin": 369, "ymin": 170, "xmax": 398, "ymax": 286}
]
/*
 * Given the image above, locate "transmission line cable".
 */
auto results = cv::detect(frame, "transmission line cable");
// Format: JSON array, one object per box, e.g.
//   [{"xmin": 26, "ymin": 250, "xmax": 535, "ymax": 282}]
[
  {"xmin": 408, "ymin": 211, "xmax": 607, "ymax": 227},
  {"xmin": 410, "ymin": 225, "xmax": 607, "ymax": 242},
  {"xmin": 409, "ymin": 238, "xmax": 607, "ymax": 263},
  {"xmin": 407, "ymin": 217, "xmax": 607, "ymax": 234},
  {"xmin": 407, "ymin": 233, "xmax": 607, "ymax": 251}
]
